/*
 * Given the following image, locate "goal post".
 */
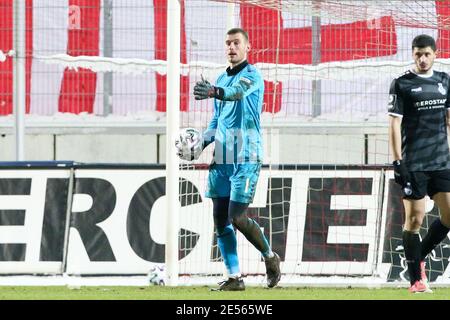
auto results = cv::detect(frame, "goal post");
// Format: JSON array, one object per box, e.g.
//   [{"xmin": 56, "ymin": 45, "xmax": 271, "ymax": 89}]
[
  {"xmin": 13, "ymin": 0, "xmax": 26, "ymax": 160},
  {"xmin": 165, "ymin": 0, "xmax": 181, "ymax": 287}
]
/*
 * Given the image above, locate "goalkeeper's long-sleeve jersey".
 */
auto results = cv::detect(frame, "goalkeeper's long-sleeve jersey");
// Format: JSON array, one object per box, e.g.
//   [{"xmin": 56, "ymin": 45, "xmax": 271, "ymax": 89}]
[{"xmin": 203, "ymin": 60, "xmax": 264, "ymax": 164}]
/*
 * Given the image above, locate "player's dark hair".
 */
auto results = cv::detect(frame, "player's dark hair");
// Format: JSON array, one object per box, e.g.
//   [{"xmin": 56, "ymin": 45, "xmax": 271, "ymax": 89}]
[
  {"xmin": 412, "ymin": 34, "xmax": 436, "ymax": 51},
  {"xmin": 227, "ymin": 28, "xmax": 249, "ymax": 42}
]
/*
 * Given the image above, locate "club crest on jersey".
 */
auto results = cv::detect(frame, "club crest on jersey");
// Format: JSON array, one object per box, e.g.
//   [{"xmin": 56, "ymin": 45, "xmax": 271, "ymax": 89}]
[
  {"xmin": 240, "ymin": 77, "xmax": 252, "ymax": 85},
  {"xmin": 438, "ymin": 83, "xmax": 446, "ymax": 95}
]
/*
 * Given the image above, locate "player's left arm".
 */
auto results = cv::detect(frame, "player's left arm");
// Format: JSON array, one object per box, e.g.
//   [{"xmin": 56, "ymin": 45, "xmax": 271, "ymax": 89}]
[
  {"xmin": 446, "ymin": 109, "xmax": 450, "ymax": 132},
  {"xmin": 446, "ymin": 76, "xmax": 450, "ymax": 132}
]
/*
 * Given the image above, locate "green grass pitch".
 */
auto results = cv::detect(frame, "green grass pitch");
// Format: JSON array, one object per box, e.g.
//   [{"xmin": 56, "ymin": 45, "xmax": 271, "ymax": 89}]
[{"xmin": 0, "ymin": 285, "xmax": 449, "ymax": 300}]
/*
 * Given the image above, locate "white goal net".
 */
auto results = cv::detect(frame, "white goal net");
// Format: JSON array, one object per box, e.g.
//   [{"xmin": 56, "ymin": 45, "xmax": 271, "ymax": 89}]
[{"xmin": 1, "ymin": 0, "xmax": 450, "ymax": 286}]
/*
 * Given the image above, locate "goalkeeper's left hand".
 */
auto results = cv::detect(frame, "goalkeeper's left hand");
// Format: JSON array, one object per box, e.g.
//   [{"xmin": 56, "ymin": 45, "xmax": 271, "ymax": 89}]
[{"xmin": 193, "ymin": 77, "xmax": 217, "ymax": 100}]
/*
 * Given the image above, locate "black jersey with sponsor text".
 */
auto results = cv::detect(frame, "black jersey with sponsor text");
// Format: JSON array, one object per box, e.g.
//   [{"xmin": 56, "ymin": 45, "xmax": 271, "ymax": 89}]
[{"xmin": 388, "ymin": 70, "xmax": 450, "ymax": 171}]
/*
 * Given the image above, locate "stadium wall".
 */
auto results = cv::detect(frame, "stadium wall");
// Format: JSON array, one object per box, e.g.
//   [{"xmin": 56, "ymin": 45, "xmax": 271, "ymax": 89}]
[
  {"xmin": 0, "ymin": 132, "xmax": 390, "ymax": 165},
  {"xmin": 0, "ymin": 162, "xmax": 448, "ymax": 286}
]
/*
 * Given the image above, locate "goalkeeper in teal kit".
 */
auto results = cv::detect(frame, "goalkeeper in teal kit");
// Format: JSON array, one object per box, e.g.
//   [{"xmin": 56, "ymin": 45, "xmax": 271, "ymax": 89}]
[{"xmin": 176, "ymin": 28, "xmax": 281, "ymax": 291}]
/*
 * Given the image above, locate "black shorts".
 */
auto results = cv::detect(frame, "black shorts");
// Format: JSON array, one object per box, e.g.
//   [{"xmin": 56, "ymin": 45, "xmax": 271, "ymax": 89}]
[{"xmin": 406, "ymin": 169, "xmax": 450, "ymax": 200}]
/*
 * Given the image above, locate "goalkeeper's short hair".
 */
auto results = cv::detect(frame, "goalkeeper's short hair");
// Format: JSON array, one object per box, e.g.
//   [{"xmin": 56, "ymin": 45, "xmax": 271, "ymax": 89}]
[{"xmin": 227, "ymin": 27, "xmax": 249, "ymax": 42}]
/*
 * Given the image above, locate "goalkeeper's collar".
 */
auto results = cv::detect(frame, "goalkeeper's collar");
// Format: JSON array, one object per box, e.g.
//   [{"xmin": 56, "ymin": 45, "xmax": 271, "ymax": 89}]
[{"xmin": 226, "ymin": 60, "xmax": 248, "ymax": 76}]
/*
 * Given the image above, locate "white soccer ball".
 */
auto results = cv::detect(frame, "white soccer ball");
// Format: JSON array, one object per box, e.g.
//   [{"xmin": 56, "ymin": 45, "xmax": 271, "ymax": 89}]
[
  {"xmin": 147, "ymin": 265, "xmax": 166, "ymax": 286},
  {"xmin": 175, "ymin": 128, "xmax": 203, "ymax": 161}
]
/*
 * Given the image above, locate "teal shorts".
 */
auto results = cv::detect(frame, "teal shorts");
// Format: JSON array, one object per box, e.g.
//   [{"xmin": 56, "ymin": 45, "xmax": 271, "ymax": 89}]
[{"xmin": 205, "ymin": 163, "xmax": 261, "ymax": 203}]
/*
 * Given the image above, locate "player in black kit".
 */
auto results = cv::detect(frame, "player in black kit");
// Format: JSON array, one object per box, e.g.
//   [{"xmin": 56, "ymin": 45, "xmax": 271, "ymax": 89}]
[{"xmin": 388, "ymin": 34, "xmax": 450, "ymax": 293}]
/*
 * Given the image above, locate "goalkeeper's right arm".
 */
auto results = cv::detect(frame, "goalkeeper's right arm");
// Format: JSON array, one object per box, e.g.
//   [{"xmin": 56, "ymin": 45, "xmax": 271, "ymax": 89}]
[
  {"xmin": 201, "ymin": 106, "xmax": 219, "ymax": 149},
  {"xmin": 193, "ymin": 72, "xmax": 261, "ymax": 102},
  {"xmin": 202, "ymin": 126, "xmax": 216, "ymax": 150}
]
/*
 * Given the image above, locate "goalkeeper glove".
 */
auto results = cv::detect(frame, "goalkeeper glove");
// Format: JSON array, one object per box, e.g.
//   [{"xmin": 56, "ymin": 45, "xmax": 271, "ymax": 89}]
[
  {"xmin": 175, "ymin": 128, "xmax": 204, "ymax": 161},
  {"xmin": 392, "ymin": 160, "xmax": 412, "ymax": 195},
  {"xmin": 193, "ymin": 78, "xmax": 220, "ymax": 100}
]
